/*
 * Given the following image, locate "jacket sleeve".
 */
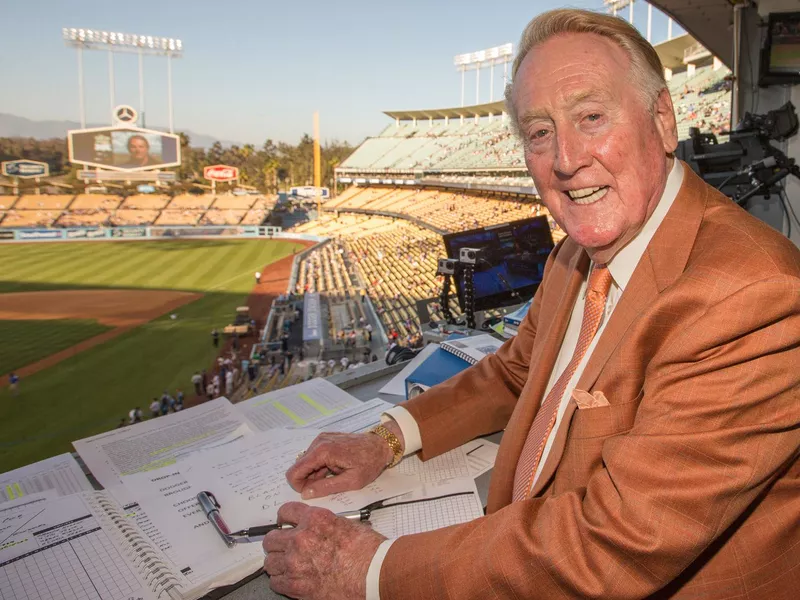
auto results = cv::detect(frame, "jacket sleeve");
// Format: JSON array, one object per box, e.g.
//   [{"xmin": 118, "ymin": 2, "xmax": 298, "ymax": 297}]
[
  {"xmin": 397, "ymin": 240, "xmax": 565, "ymax": 460},
  {"xmin": 380, "ymin": 274, "xmax": 800, "ymax": 599}
]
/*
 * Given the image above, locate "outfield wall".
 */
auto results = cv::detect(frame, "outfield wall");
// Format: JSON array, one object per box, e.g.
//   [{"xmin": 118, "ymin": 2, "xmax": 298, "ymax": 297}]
[{"xmin": 0, "ymin": 225, "xmax": 326, "ymax": 243}]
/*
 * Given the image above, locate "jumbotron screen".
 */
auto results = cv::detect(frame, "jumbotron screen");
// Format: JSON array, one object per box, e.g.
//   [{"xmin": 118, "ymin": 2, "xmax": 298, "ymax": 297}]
[
  {"xmin": 68, "ymin": 127, "xmax": 181, "ymax": 171},
  {"xmin": 443, "ymin": 215, "xmax": 554, "ymax": 312}
]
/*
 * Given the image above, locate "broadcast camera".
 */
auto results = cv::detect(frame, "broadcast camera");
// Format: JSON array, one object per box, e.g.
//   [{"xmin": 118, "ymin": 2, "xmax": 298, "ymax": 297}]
[{"xmin": 675, "ymin": 101, "xmax": 799, "ymax": 206}]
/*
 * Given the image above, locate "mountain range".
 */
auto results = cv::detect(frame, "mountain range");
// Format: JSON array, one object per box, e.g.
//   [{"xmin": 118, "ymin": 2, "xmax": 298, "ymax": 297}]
[{"xmin": 0, "ymin": 113, "xmax": 240, "ymax": 149}]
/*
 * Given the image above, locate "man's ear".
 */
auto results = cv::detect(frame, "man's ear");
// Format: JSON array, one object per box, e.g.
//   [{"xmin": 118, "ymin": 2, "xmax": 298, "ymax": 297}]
[{"xmin": 653, "ymin": 88, "xmax": 678, "ymax": 154}]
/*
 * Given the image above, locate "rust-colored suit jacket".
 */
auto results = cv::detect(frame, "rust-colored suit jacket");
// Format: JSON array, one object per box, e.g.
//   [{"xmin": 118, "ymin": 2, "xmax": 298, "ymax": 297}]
[{"xmin": 380, "ymin": 166, "xmax": 800, "ymax": 599}]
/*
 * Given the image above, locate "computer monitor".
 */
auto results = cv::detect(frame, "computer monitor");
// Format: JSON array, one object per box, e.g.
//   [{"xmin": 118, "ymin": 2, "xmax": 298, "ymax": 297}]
[
  {"xmin": 443, "ymin": 215, "xmax": 555, "ymax": 313},
  {"xmin": 759, "ymin": 11, "xmax": 800, "ymax": 87}
]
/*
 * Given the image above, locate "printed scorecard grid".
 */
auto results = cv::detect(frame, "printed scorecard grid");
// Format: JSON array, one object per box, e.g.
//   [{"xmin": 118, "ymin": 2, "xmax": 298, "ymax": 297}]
[
  {"xmin": 397, "ymin": 450, "xmax": 470, "ymax": 483},
  {"xmin": 370, "ymin": 494, "xmax": 483, "ymax": 538},
  {"xmin": 0, "ymin": 528, "xmax": 141, "ymax": 600}
]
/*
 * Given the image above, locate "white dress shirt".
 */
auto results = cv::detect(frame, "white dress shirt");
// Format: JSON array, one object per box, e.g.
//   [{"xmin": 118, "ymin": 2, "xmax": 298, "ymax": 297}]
[{"xmin": 366, "ymin": 160, "xmax": 684, "ymax": 599}]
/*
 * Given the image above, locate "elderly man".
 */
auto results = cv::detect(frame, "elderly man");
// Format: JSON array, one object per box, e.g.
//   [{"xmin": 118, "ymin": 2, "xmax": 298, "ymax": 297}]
[{"xmin": 263, "ymin": 9, "xmax": 800, "ymax": 599}]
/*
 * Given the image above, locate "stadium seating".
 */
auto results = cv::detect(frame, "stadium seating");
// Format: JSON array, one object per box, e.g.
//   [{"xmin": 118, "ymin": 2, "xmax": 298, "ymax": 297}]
[
  {"xmin": 167, "ymin": 194, "xmax": 215, "ymax": 210},
  {"xmin": 70, "ymin": 194, "xmax": 122, "ymax": 210},
  {"xmin": 155, "ymin": 210, "xmax": 204, "ymax": 225},
  {"xmin": 200, "ymin": 209, "xmax": 247, "ymax": 225},
  {"xmin": 56, "ymin": 211, "xmax": 111, "ymax": 227},
  {"xmin": 1, "ymin": 210, "xmax": 63, "ymax": 227},
  {"xmin": 15, "ymin": 195, "xmax": 73, "ymax": 209},
  {"xmin": 110, "ymin": 209, "xmax": 160, "ymax": 226},
  {"xmin": 211, "ymin": 194, "xmax": 255, "ymax": 210},
  {"xmin": 121, "ymin": 194, "xmax": 170, "ymax": 209},
  {"xmin": 0, "ymin": 196, "xmax": 17, "ymax": 210},
  {"xmin": 241, "ymin": 209, "xmax": 268, "ymax": 225}
]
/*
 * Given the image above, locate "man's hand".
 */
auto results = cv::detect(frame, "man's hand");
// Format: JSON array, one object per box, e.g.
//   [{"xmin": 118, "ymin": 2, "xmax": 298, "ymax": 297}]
[
  {"xmin": 263, "ymin": 502, "xmax": 387, "ymax": 599},
  {"xmin": 286, "ymin": 421, "xmax": 405, "ymax": 499}
]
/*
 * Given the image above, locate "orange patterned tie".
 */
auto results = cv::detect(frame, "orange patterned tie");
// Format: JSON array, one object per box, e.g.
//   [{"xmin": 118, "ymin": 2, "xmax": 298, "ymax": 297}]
[{"xmin": 512, "ymin": 263, "xmax": 613, "ymax": 501}]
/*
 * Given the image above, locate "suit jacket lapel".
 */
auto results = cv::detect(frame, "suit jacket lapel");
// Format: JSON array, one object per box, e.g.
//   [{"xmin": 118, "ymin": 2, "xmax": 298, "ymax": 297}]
[
  {"xmin": 487, "ymin": 243, "xmax": 588, "ymax": 512},
  {"xmin": 527, "ymin": 162, "xmax": 709, "ymax": 498}
]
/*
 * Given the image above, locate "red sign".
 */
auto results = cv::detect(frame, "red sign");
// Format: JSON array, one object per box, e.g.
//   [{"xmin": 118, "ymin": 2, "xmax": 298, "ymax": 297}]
[{"xmin": 204, "ymin": 165, "xmax": 239, "ymax": 182}]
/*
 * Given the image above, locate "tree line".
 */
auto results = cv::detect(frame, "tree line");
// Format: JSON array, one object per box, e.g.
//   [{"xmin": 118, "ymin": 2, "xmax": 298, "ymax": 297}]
[{"xmin": 0, "ymin": 134, "xmax": 354, "ymax": 193}]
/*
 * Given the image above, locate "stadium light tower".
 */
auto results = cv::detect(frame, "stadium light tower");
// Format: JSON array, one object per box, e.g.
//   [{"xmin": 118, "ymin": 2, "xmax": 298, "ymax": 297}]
[
  {"xmin": 604, "ymin": 0, "xmax": 635, "ymax": 25},
  {"xmin": 454, "ymin": 43, "xmax": 513, "ymax": 107},
  {"xmin": 62, "ymin": 28, "xmax": 183, "ymax": 131}
]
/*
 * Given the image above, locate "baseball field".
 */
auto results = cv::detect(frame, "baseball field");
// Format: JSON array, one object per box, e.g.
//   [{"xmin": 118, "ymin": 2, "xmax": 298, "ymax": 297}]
[{"xmin": 0, "ymin": 238, "xmax": 306, "ymax": 472}]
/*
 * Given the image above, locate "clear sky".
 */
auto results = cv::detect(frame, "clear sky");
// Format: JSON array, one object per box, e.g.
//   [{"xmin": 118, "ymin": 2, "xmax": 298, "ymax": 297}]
[{"xmin": 0, "ymin": 0, "xmax": 682, "ymax": 146}]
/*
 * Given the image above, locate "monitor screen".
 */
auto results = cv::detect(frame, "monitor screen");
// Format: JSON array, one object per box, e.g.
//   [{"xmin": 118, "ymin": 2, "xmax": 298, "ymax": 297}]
[
  {"xmin": 443, "ymin": 215, "xmax": 554, "ymax": 312},
  {"xmin": 759, "ymin": 11, "xmax": 800, "ymax": 86}
]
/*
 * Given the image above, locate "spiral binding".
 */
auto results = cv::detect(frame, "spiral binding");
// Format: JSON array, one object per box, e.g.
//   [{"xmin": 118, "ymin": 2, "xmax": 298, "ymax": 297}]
[{"xmin": 87, "ymin": 492, "xmax": 184, "ymax": 600}]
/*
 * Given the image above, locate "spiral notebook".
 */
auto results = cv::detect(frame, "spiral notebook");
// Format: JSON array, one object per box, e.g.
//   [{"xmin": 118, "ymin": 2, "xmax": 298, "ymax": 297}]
[
  {"xmin": 0, "ymin": 491, "xmax": 202, "ymax": 600},
  {"xmin": 439, "ymin": 333, "xmax": 504, "ymax": 365}
]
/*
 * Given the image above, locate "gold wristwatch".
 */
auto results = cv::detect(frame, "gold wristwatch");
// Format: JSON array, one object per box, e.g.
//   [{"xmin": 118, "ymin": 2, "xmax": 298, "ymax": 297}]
[{"xmin": 369, "ymin": 424, "xmax": 403, "ymax": 468}]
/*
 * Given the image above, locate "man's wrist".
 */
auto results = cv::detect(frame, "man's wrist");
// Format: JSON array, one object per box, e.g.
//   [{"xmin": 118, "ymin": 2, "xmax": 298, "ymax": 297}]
[{"xmin": 369, "ymin": 421, "xmax": 405, "ymax": 467}]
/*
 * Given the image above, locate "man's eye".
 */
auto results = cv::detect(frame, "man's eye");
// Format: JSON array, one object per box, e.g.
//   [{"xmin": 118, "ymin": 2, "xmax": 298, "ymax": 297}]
[
  {"xmin": 532, "ymin": 129, "xmax": 549, "ymax": 139},
  {"xmin": 586, "ymin": 113, "xmax": 602, "ymax": 122}
]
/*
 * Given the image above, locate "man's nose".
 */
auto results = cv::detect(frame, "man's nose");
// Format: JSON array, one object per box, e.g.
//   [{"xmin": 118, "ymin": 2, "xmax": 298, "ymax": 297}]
[{"xmin": 553, "ymin": 128, "xmax": 591, "ymax": 176}]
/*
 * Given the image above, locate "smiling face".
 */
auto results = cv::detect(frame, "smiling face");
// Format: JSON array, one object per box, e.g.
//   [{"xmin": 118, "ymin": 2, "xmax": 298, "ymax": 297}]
[
  {"xmin": 511, "ymin": 33, "xmax": 678, "ymax": 264},
  {"xmin": 128, "ymin": 137, "xmax": 149, "ymax": 161}
]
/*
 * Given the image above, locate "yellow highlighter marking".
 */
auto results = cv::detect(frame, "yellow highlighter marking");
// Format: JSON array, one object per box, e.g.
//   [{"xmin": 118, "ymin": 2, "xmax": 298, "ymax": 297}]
[
  {"xmin": 5, "ymin": 485, "xmax": 15, "ymax": 500},
  {"xmin": 12, "ymin": 483, "xmax": 23, "ymax": 498},
  {"xmin": 273, "ymin": 401, "xmax": 306, "ymax": 425},
  {"xmin": 299, "ymin": 394, "xmax": 334, "ymax": 416}
]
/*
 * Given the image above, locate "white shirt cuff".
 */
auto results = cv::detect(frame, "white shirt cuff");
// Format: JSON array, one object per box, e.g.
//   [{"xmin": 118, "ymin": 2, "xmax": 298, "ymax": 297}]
[
  {"xmin": 381, "ymin": 407, "xmax": 422, "ymax": 455},
  {"xmin": 366, "ymin": 538, "xmax": 396, "ymax": 600}
]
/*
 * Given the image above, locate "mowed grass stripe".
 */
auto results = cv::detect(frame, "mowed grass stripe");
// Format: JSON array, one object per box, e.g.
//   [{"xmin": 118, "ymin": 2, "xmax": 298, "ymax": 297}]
[
  {"xmin": 149, "ymin": 242, "xmax": 241, "ymax": 291},
  {"xmin": 0, "ymin": 239, "xmax": 299, "ymax": 470},
  {"xmin": 0, "ymin": 243, "xmax": 102, "ymax": 289},
  {"xmin": 0, "ymin": 319, "xmax": 112, "ymax": 375}
]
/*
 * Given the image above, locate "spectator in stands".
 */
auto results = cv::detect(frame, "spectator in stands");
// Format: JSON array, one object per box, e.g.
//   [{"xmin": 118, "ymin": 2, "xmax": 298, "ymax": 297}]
[
  {"xmin": 255, "ymin": 271, "xmax": 262, "ymax": 284},
  {"xmin": 149, "ymin": 398, "xmax": 160, "ymax": 419},
  {"xmin": 211, "ymin": 329, "xmax": 219, "ymax": 348},
  {"xmin": 264, "ymin": 9, "xmax": 800, "ymax": 600},
  {"xmin": 225, "ymin": 370, "xmax": 234, "ymax": 396},
  {"xmin": 176, "ymin": 389, "xmax": 184, "ymax": 410},
  {"xmin": 118, "ymin": 135, "xmax": 158, "ymax": 169},
  {"xmin": 160, "ymin": 391, "xmax": 173, "ymax": 415}
]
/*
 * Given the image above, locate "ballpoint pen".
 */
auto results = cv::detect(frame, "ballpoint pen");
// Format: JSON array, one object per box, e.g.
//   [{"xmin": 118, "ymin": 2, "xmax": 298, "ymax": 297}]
[
  {"xmin": 204, "ymin": 491, "xmax": 475, "ymax": 545},
  {"xmin": 197, "ymin": 491, "xmax": 236, "ymax": 548}
]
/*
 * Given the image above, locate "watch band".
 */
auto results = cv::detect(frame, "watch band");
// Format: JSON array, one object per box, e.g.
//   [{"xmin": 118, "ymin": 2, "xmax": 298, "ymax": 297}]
[{"xmin": 369, "ymin": 425, "xmax": 403, "ymax": 468}]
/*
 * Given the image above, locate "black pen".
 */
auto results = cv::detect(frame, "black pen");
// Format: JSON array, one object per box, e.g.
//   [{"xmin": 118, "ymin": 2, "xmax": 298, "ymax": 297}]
[{"xmin": 229, "ymin": 509, "xmax": 366, "ymax": 539}]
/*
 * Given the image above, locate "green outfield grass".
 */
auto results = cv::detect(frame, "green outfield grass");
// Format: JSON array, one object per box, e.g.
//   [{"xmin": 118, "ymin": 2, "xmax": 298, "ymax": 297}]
[
  {"xmin": 0, "ymin": 239, "xmax": 303, "ymax": 471},
  {"xmin": 0, "ymin": 319, "xmax": 112, "ymax": 375}
]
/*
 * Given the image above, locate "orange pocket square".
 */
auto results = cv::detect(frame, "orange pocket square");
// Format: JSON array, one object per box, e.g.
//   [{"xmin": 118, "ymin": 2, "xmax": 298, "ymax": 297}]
[{"xmin": 572, "ymin": 389, "xmax": 611, "ymax": 409}]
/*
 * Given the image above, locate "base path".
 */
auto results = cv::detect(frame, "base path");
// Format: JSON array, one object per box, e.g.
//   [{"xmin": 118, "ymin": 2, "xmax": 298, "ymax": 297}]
[{"xmin": 0, "ymin": 289, "xmax": 201, "ymax": 384}]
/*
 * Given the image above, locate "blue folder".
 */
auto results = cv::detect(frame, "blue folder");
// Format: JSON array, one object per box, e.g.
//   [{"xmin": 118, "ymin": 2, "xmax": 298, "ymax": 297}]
[{"xmin": 404, "ymin": 346, "xmax": 471, "ymax": 399}]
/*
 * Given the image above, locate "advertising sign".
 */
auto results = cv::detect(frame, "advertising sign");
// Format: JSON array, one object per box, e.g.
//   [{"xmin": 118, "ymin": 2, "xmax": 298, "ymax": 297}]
[
  {"xmin": 204, "ymin": 165, "xmax": 239, "ymax": 182},
  {"xmin": 79, "ymin": 170, "xmax": 177, "ymax": 182},
  {"xmin": 290, "ymin": 186, "xmax": 329, "ymax": 199},
  {"xmin": 1, "ymin": 160, "xmax": 49, "ymax": 179},
  {"xmin": 111, "ymin": 227, "xmax": 148, "ymax": 238},
  {"xmin": 17, "ymin": 230, "xmax": 62, "ymax": 240},
  {"xmin": 0, "ymin": 231, "xmax": 15, "ymax": 240},
  {"xmin": 302, "ymin": 292, "xmax": 322, "ymax": 342},
  {"xmin": 65, "ymin": 229, "xmax": 107, "ymax": 239},
  {"xmin": 68, "ymin": 126, "xmax": 180, "ymax": 171},
  {"xmin": 137, "ymin": 184, "xmax": 156, "ymax": 193}
]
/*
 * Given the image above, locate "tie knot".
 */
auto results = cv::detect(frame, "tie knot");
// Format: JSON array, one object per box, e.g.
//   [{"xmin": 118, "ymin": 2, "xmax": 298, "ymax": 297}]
[{"xmin": 588, "ymin": 264, "xmax": 613, "ymax": 298}]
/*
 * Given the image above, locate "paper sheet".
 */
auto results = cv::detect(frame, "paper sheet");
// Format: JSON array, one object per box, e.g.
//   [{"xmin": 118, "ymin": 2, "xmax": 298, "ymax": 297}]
[
  {"xmin": 73, "ymin": 397, "xmax": 254, "ymax": 496},
  {"xmin": 462, "ymin": 438, "xmax": 500, "ymax": 478},
  {"xmin": 0, "ymin": 453, "xmax": 94, "ymax": 503},
  {"xmin": 182, "ymin": 429, "xmax": 419, "ymax": 529},
  {"xmin": 118, "ymin": 469, "xmax": 264, "ymax": 590},
  {"xmin": 378, "ymin": 343, "xmax": 438, "ymax": 397},
  {"xmin": 0, "ymin": 494, "xmax": 161, "ymax": 600},
  {"xmin": 369, "ymin": 477, "xmax": 484, "ymax": 539},
  {"xmin": 395, "ymin": 445, "xmax": 472, "ymax": 484},
  {"xmin": 296, "ymin": 397, "xmax": 393, "ymax": 434},
  {"xmin": 236, "ymin": 378, "xmax": 363, "ymax": 431}
]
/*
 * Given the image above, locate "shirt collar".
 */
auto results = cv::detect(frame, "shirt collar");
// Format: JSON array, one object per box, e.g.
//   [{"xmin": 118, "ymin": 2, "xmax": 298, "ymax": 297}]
[{"xmin": 604, "ymin": 159, "xmax": 684, "ymax": 292}]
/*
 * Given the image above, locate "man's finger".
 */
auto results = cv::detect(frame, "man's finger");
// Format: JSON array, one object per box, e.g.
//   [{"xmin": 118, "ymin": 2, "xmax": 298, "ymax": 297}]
[
  {"xmin": 285, "ymin": 447, "xmax": 335, "ymax": 491},
  {"xmin": 263, "ymin": 528, "xmax": 294, "ymax": 553},
  {"xmin": 276, "ymin": 501, "xmax": 311, "ymax": 526},
  {"xmin": 300, "ymin": 469, "xmax": 363, "ymax": 499},
  {"xmin": 269, "ymin": 574, "xmax": 300, "ymax": 598},
  {"xmin": 263, "ymin": 552, "xmax": 287, "ymax": 577}
]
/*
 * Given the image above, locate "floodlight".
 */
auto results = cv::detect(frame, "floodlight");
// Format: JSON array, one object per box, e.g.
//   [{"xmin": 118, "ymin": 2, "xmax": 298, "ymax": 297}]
[{"xmin": 63, "ymin": 27, "xmax": 184, "ymax": 57}]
